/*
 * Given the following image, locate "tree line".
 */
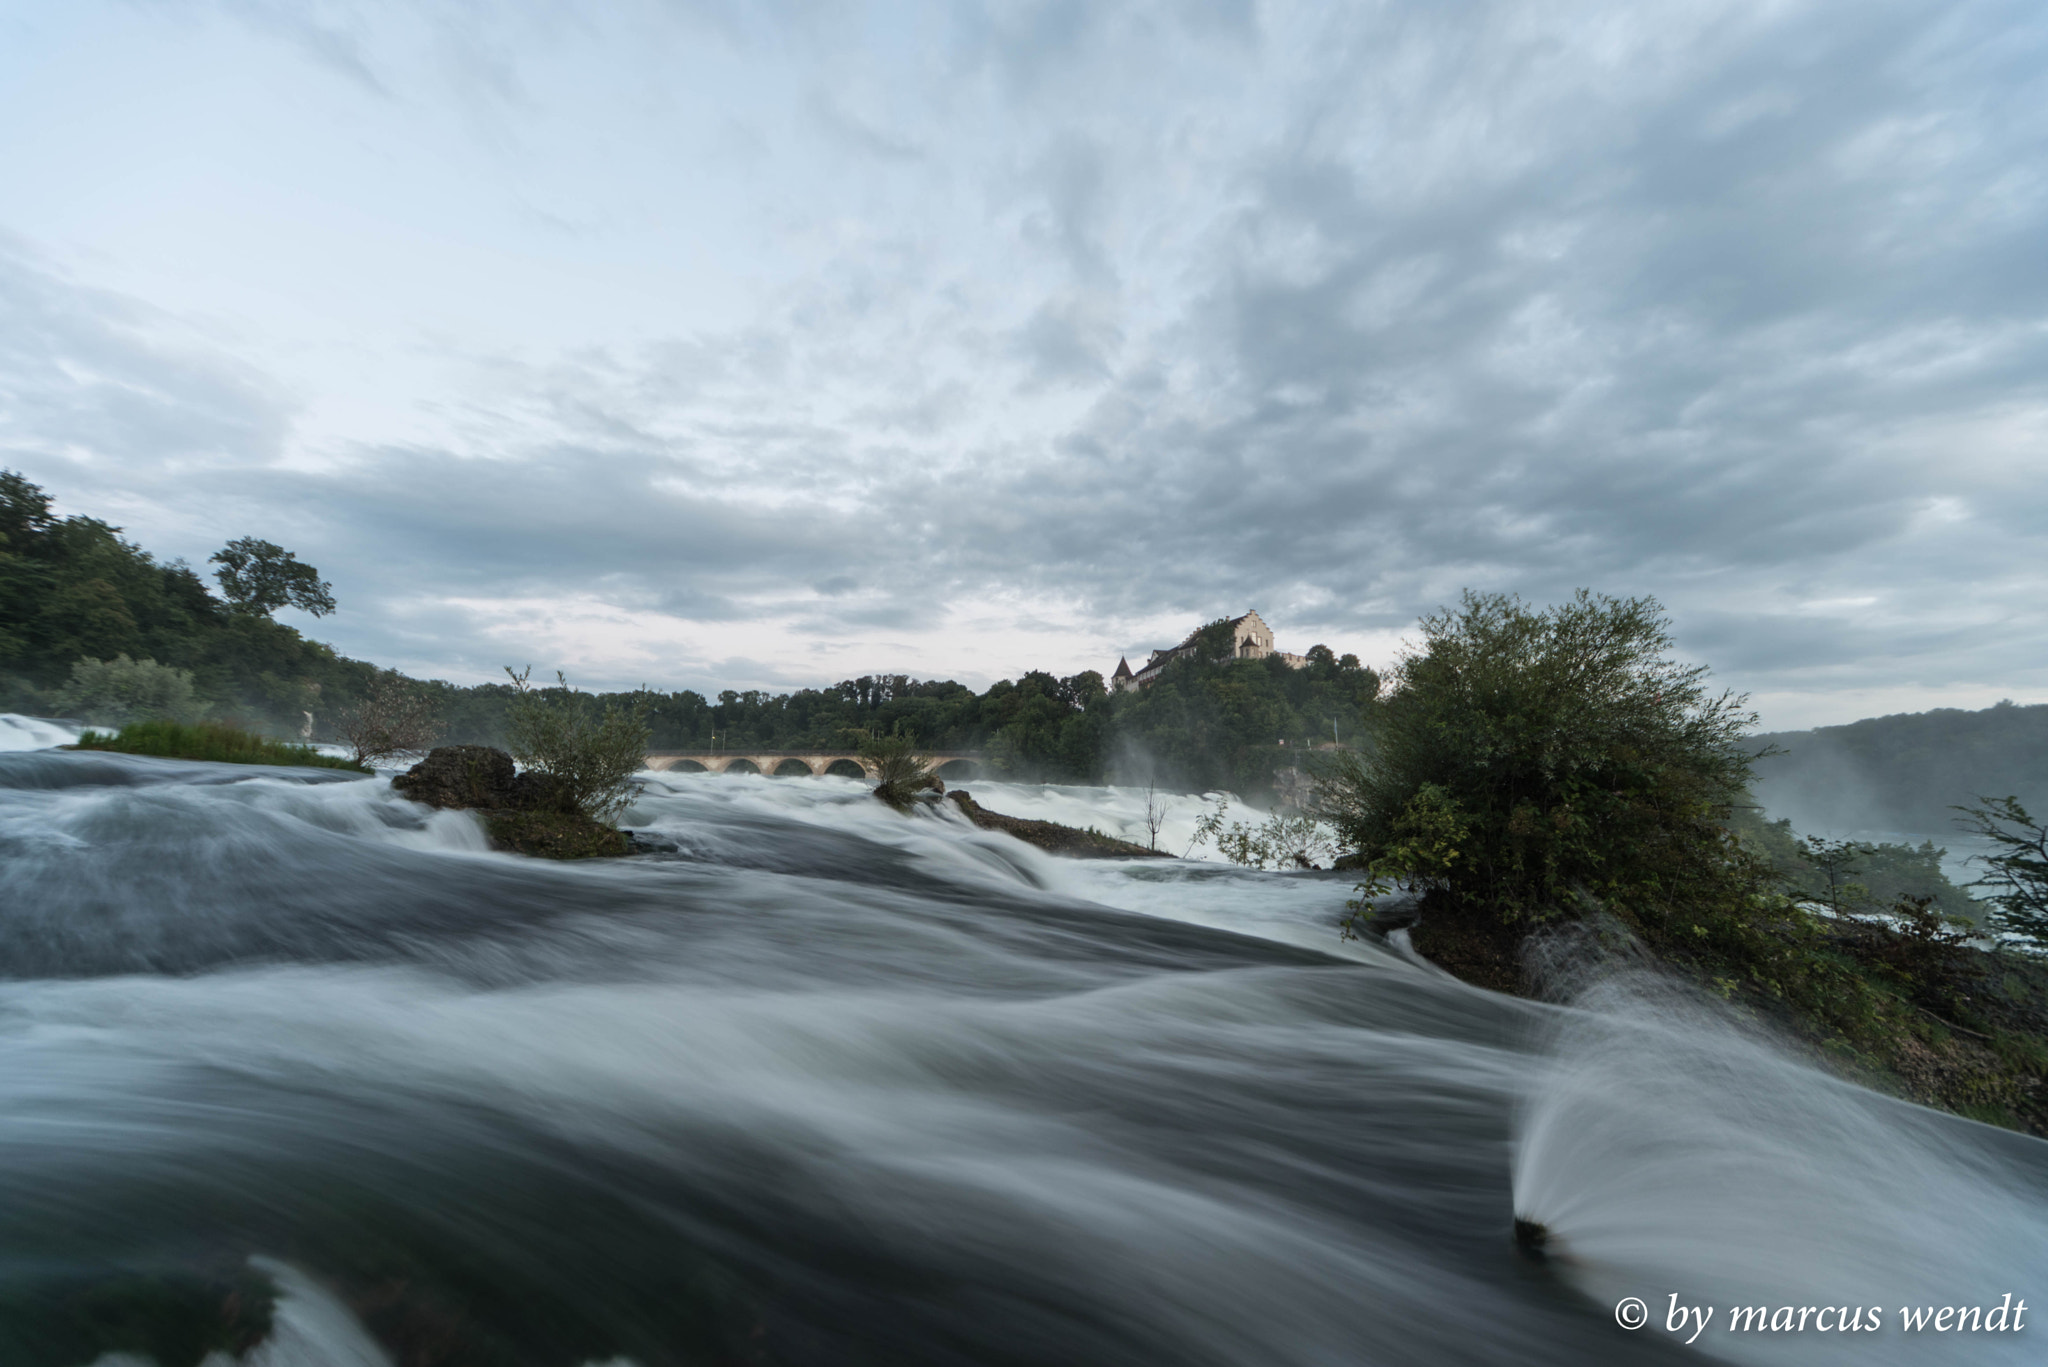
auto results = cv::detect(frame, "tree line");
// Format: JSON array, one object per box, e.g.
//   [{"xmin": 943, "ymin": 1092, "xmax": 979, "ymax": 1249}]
[{"xmin": 0, "ymin": 470, "xmax": 1377, "ymax": 798}]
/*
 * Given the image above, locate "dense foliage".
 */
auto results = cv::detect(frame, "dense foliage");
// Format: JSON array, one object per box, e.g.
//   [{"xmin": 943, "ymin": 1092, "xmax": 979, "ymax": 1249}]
[
  {"xmin": 2, "ymin": 471, "xmax": 375, "ymax": 728},
  {"xmin": 1725, "ymin": 806, "xmax": 1978, "ymax": 921},
  {"xmin": 1312, "ymin": 588, "xmax": 2047, "ymax": 1134},
  {"xmin": 60, "ymin": 655, "xmax": 210, "ymax": 727},
  {"xmin": 1318, "ymin": 589, "xmax": 1761, "ymax": 927},
  {"xmin": 209, "ymin": 537, "xmax": 336, "ymax": 619}
]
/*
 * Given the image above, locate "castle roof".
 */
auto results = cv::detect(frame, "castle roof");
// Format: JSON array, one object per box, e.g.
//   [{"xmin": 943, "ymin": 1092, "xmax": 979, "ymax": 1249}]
[{"xmin": 1112, "ymin": 656, "xmax": 1133, "ymax": 679}]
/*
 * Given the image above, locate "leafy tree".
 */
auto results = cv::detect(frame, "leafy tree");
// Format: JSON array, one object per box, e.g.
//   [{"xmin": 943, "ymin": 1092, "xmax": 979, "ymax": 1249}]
[
  {"xmin": 1317, "ymin": 590, "xmax": 1763, "ymax": 927},
  {"xmin": 1725, "ymin": 806, "xmax": 1978, "ymax": 920},
  {"xmin": 1190, "ymin": 795, "xmax": 1339, "ymax": 869},
  {"xmin": 1954, "ymin": 796, "xmax": 2048, "ymax": 945},
  {"xmin": 210, "ymin": 538, "xmax": 336, "ymax": 618},
  {"xmin": 338, "ymin": 672, "xmax": 444, "ymax": 768},
  {"xmin": 60, "ymin": 654, "xmax": 209, "ymax": 726},
  {"xmin": 0, "ymin": 469, "xmax": 56, "ymax": 549},
  {"xmin": 1796, "ymin": 836, "xmax": 1872, "ymax": 917}
]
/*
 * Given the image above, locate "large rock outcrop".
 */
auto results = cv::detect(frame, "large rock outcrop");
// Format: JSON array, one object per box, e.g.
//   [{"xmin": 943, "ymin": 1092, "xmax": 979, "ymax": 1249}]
[{"xmin": 392, "ymin": 746, "xmax": 624, "ymax": 859}]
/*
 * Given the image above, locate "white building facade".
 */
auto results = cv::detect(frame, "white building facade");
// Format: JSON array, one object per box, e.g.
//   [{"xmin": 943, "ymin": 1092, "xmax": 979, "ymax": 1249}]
[{"xmin": 1111, "ymin": 610, "xmax": 1310, "ymax": 692}]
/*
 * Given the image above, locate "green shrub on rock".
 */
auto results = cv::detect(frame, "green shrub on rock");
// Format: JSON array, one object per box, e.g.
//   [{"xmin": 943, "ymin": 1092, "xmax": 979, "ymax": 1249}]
[
  {"xmin": 860, "ymin": 730, "xmax": 941, "ymax": 809},
  {"xmin": 1315, "ymin": 589, "xmax": 1762, "ymax": 929},
  {"xmin": 503, "ymin": 668, "xmax": 651, "ymax": 824}
]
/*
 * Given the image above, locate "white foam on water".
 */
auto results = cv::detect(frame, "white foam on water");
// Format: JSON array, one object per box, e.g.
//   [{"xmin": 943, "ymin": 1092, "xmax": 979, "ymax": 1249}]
[
  {"xmin": 243, "ymin": 1258, "xmax": 396, "ymax": 1367},
  {"xmin": 0, "ymin": 712, "xmax": 81, "ymax": 750},
  {"xmin": 7, "ymin": 755, "xmax": 2043, "ymax": 1365},
  {"xmin": 1513, "ymin": 971, "xmax": 2048, "ymax": 1365}
]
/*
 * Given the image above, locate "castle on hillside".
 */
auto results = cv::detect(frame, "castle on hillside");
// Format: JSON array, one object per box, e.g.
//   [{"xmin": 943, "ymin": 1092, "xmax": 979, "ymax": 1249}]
[{"xmin": 1110, "ymin": 610, "xmax": 1310, "ymax": 693}]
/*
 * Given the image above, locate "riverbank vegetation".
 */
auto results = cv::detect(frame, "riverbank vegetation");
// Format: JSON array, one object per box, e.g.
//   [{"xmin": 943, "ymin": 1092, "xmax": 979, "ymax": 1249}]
[
  {"xmin": 2, "ymin": 472, "xmax": 375, "ymax": 736},
  {"xmin": 1319, "ymin": 590, "xmax": 2048, "ymax": 1135},
  {"xmin": 73, "ymin": 720, "xmax": 370, "ymax": 773}
]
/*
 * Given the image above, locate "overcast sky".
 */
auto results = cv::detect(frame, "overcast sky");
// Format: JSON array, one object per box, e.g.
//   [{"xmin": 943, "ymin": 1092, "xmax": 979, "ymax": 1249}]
[{"xmin": 2, "ymin": 0, "xmax": 2044, "ymax": 729}]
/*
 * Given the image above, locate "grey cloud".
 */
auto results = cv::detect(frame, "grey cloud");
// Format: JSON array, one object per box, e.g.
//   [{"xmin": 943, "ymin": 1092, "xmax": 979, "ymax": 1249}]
[
  {"xmin": 216, "ymin": 0, "xmax": 391, "ymax": 95},
  {"xmin": 0, "ymin": 241, "xmax": 293, "ymax": 476},
  {"xmin": 9, "ymin": 0, "xmax": 2047, "ymax": 713},
  {"xmin": 1013, "ymin": 296, "xmax": 1122, "ymax": 384},
  {"xmin": 807, "ymin": 88, "xmax": 926, "ymax": 162},
  {"xmin": 1023, "ymin": 135, "xmax": 1112, "ymax": 284}
]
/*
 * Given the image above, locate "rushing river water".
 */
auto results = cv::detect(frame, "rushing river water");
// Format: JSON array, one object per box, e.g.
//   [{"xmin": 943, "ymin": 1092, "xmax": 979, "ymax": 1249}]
[{"xmin": 1, "ymin": 721, "xmax": 2042, "ymax": 1366}]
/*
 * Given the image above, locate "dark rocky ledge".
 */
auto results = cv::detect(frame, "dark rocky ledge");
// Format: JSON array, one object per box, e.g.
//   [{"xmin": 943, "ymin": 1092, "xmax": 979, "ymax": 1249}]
[{"xmin": 946, "ymin": 790, "xmax": 1169, "ymax": 860}]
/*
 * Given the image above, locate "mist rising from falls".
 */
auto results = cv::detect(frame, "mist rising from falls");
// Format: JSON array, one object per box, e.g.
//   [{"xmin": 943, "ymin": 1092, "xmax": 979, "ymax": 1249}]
[{"xmin": 0, "ymin": 722, "xmax": 2040, "ymax": 1366}]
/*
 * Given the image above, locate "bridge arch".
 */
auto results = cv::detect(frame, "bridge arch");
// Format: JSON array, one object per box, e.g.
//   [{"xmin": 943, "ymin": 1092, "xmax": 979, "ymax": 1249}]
[{"xmin": 643, "ymin": 750, "xmax": 979, "ymax": 779}]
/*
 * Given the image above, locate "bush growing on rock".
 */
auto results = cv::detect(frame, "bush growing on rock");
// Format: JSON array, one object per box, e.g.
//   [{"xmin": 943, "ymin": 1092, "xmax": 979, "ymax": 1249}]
[
  {"xmin": 860, "ymin": 730, "xmax": 941, "ymax": 809},
  {"xmin": 503, "ymin": 668, "xmax": 651, "ymax": 824},
  {"xmin": 1315, "ymin": 589, "xmax": 1762, "ymax": 928},
  {"xmin": 1314, "ymin": 590, "xmax": 2048, "ymax": 1136}
]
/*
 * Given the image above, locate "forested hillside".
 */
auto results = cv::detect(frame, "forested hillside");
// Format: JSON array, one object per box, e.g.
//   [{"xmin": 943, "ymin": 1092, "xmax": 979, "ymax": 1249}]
[
  {"xmin": 0, "ymin": 471, "xmax": 379, "ymax": 725},
  {"xmin": 2, "ymin": 471, "xmax": 1378, "ymax": 797},
  {"xmin": 1748, "ymin": 701, "xmax": 2048, "ymax": 834}
]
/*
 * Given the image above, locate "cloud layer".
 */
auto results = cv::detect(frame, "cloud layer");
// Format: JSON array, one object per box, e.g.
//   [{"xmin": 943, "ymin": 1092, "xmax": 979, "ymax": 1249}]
[{"xmin": 2, "ymin": 0, "xmax": 2044, "ymax": 726}]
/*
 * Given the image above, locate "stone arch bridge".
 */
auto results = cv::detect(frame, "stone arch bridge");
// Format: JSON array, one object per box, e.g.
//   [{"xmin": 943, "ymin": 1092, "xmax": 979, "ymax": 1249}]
[{"xmin": 644, "ymin": 751, "xmax": 985, "ymax": 780}]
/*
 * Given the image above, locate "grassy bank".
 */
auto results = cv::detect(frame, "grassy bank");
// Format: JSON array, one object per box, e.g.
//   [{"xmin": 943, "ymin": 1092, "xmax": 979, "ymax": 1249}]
[{"xmin": 74, "ymin": 720, "xmax": 370, "ymax": 773}]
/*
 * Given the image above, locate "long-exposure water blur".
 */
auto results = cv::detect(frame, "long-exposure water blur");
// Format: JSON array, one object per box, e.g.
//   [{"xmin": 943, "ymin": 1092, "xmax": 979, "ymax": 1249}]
[{"xmin": 2, "ymin": 722, "xmax": 2041, "ymax": 1366}]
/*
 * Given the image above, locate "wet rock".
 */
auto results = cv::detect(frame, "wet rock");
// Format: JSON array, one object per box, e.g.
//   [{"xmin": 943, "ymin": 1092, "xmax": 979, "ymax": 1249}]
[
  {"xmin": 393, "ymin": 746, "xmax": 627, "ymax": 861},
  {"xmin": 946, "ymin": 790, "xmax": 1169, "ymax": 860},
  {"xmin": 482, "ymin": 811, "xmax": 630, "ymax": 860},
  {"xmin": 391, "ymin": 746, "xmax": 518, "ymax": 810},
  {"xmin": 508, "ymin": 768, "xmax": 576, "ymax": 814}
]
